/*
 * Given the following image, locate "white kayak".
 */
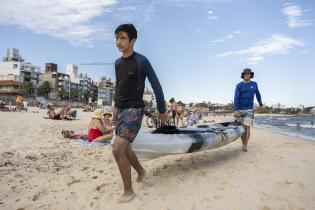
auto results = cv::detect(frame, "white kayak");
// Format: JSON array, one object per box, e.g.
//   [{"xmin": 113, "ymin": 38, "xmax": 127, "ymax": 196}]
[{"xmin": 131, "ymin": 122, "xmax": 244, "ymax": 159}]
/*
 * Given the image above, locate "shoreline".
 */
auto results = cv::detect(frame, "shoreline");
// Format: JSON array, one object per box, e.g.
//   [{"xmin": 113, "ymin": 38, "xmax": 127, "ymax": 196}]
[{"xmin": 254, "ymin": 124, "xmax": 315, "ymax": 142}]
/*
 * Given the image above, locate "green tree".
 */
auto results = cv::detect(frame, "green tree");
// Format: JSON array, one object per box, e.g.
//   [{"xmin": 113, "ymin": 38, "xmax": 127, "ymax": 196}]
[
  {"xmin": 21, "ymin": 82, "xmax": 35, "ymax": 96},
  {"xmin": 82, "ymin": 90, "xmax": 91, "ymax": 103},
  {"xmin": 58, "ymin": 87, "xmax": 65, "ymax": 100},
  {"xmin": 37, "ymin": 81, "xmax": 52, "ymax": 97},
  {"xmin": 70, "ymin": 89, "xmax": 80, "ymax": 101}
]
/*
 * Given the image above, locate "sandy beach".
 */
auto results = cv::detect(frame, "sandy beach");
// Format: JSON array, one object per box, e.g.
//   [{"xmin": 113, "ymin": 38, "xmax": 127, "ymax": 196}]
[{"xmin": 0, "ymin": 108, "xmax": 315, "ymax": 210}]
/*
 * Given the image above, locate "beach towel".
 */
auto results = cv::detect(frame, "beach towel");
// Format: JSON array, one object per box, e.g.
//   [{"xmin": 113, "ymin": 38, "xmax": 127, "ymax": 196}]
[
  {"xmin": 61, "ymin": 130, "xmax": 111, "ymax": 147},
  {"xmin": 70, "ymin": 139, "xmax": 110, "ymax": 147}
]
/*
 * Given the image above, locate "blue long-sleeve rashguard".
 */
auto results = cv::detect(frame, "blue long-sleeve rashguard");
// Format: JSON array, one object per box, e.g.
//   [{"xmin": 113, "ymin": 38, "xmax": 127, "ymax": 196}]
[{"xmin": 234, "ymin": 81, "xmax": 262, "ymax": 111}]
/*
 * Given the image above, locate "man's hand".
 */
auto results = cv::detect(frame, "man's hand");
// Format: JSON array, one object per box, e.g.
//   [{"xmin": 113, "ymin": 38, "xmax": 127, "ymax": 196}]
[
  {"xmin": 158, "ymin": 112, "xmax": 168, "ymax": 124},
  {"xmin": 234, "ymin": 111, "xmax": 240, "ymax": 118}
]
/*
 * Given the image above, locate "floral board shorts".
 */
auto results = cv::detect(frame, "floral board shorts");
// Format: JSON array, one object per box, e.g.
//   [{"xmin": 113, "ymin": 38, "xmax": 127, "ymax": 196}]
[
  {"xmin": 236, "ymin": 109, "xmax": 254, "ymax": 127},
  {"xmin": 113, "ymin": 108, "xmax": 144, "ymax": 143}
]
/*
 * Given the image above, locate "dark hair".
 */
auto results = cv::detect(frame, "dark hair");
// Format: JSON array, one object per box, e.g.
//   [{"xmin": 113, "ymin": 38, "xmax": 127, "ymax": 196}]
[
  {"xmin": 115, "ymin": 24, "xmax": 137, "ymax": 40},
  {"xmin": 241, "ymin": 68, "xmax": 254, "ymax": 79},
  {"xmin": 169, "ymin": 97, "xmax": 175, "ymax": 103}
]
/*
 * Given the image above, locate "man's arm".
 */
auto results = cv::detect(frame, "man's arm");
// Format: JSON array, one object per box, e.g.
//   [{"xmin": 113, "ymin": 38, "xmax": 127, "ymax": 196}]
[
  {"xmin": 255, "ymin": 83, "xmax": 263, "ymax": 107},
  {"xmin": 114, "ymin": 60, "xmax": 119, "ymax": 106},
  {"xmin": 142, "ymin": 59, "xmax": 166, "ymax": 114},
  {"xmin": 234, "ymin": 84, "xmax": 240, "ymax": 111},
  {"xmin": 234, "ymin": 84, "xmax": 241, "ymax": 118}
]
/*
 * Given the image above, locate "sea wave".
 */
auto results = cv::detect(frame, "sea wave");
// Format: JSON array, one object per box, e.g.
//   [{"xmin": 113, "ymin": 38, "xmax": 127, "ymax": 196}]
[
  {"xmin": 255, "ymin": 124, "xmax": 315, "ymax": 141},
  {"xmin": 286, "ymin": 124, "xmax": 315, "ymax": 129}
]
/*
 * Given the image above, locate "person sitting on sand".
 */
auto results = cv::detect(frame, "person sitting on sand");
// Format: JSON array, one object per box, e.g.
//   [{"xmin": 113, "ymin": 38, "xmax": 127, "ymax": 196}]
[
  {"xmin": 59, "ymin": 104, "xmax": 70, "ymax": 119},
  {"xmin": 103, "ymin": 110, "xmax": 113, "ymax": 128},
  {"xmin": 187, "ymin": 107, "xmax": 200, "ymax": 126},
  {"xmin": 47, "ymin": 105, "xmax": 61, "ymax": 120},
  {"xmin": 176, "ymin": 101, "xmax": 185, "ymax": 127},
  {"xmin": 0, "ymin": 99, "xmax": 10, "ymax": 112},
  {"xmin": 88, "ymin": 109, "xmax": 115, "ymax": 142}
]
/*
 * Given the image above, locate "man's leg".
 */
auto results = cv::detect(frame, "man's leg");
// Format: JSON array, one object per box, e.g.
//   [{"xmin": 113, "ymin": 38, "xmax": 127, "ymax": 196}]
[
  {"xmin": 242, "ymin": 126, "xmax": 250, "ymax": 152},
  {"xmin": 126, "ymin": 143, "xmax": 146, "ymax": 182},
  {"xmin": 112, "ymin": 137, "xmax": 135, "ymax": 203},
  {"xmin": 241, "ymin": 128, "xmax": 246, "ymax": 145},
  {"xmin": 245, "ymin": 126, "xmax": 251, "ymax": 145}
]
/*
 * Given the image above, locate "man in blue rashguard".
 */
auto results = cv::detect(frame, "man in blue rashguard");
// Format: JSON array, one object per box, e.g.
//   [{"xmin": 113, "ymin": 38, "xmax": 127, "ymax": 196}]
[
  {"xmin": 112, "ymin": 24, "xmax": 168, "ymax": 203},
  {"xmin": 234, "ymin": 68, "xmax": 263, "ymax": 152}
]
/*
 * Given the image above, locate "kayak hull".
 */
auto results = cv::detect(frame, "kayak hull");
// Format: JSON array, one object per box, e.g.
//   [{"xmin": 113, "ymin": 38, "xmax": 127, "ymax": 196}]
[{"xmin": 131, "ymin": 122, "xmax": 245, "ymax": 159}]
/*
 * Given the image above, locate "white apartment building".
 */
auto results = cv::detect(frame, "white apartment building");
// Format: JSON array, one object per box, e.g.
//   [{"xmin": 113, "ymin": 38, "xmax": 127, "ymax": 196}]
[{"xmin": 0, "ymin": 48, "xmax": 41, "ymax": 84}]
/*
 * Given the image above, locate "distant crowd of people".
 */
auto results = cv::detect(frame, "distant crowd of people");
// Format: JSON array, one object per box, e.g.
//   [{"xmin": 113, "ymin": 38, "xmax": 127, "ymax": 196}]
[
  {"xmin": 46, "ymin": 103, "xmax": 74, "ymax": 120},
  {"xmin": 163, "ymin": 98, "xmax": 214, "ymax": 127},
  {"xmin": 0, "ymin": 95, "xmax": 28, "ymax": 112}
]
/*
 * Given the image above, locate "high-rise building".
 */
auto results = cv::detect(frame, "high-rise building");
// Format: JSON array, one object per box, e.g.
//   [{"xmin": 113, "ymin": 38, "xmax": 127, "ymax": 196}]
[{"xmin": 0, "ymin": 48, "xmax": 41, "ymax": 85}]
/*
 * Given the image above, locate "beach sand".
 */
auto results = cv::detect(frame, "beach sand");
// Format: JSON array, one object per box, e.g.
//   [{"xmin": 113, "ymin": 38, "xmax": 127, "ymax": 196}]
[{"xmin": 0, "ymin": 108, "xmax": 315, "ymax": 210}]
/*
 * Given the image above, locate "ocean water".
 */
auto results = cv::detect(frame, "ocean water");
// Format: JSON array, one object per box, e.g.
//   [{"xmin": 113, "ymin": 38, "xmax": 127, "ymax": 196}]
[{"xmin": 254, "ymin": 115, "xmax": 315, "ymax": 141}]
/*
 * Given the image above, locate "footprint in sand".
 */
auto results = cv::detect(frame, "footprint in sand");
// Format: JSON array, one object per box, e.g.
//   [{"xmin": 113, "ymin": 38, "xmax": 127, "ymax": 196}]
[
  {"xmin": 94, "ymin": 182, "xmax": 111, "ymax": 193},
  {"xmin": 81, "ymin": 166, "xmax": 90, "ymax": 171},
  {"xmin": 152, "ymin": 169, "xmax": 161, "ymax": 176},
  {"xmin": 301, "ymin": 159, "xmax": 312, "ymax": 165},
  {"xmin": 197, "ymin": 170, "xmax": 207, "ymax": 176},
  {"xmin": 260, "ymin": 206, "xmax": 272, "ymax": 210},
  {"xmin": 67, "ymin": 179, "xmax": 81, "ymax": 186},
  {"xmin": 216, "ymin": 181, "xmax": 233, "ymax": 191},
  {"xmin": 32, "ymin": 192, "xmax": 41, "ymax": 201},
  {"xmin": 62, "ymin": 176, "xmax": 80, "ymax": 186},
  {"xmin": 176, "ymin": 176, "xmax": 185, "ymax": 183},
  {"xmin": 274, "ymin": 181, "xmax": 305, "ymax": 191},
  {"xmin": 181, "ymin": 167, "xmax": 190, "ymax": 173},
  {"xmin": 260, "ymin": 192, "xmax": 290, "ymax": 203},
  {"xmin": 214, "ymin": 195, "xmax": 222, "ymax": 200},
  {"xmin": 35, "ymin": 165, "xmax": 49, "ymax": 172}
]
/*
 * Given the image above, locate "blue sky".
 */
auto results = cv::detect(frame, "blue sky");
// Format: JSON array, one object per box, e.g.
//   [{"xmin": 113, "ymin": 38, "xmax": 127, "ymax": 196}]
[{"xmin": 0, "ymin": 0, "xmax": 314, "ymax": 107}]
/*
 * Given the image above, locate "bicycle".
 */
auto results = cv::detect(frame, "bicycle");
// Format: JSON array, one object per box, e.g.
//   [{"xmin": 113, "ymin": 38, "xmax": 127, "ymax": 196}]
[
  {"xmin": 145, "ymin": 110, "xmax": 175, "ymax": 128},
  {"xmin": 146, "ymin": 111, "xmax": 160, "ymax": 128}
]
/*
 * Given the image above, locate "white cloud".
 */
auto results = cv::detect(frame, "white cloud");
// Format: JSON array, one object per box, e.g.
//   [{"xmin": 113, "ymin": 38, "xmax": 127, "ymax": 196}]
[
  {"xmin": 0, "ymin": 0, "xmax": 226, "ymax": 47},
  {"xmin": 206, "ymin": 9, "xmax": 218, "ymax": 20},
  {"xmin": 208, "ymin": 15, "xmax": 218, "ymax": 20},
  {"xmin": 211, "ymin": 31, "xmax": 242, "ymax": 44},
  {"xmin": 282, "ymin": 4, "xmax": 312, "ymax": 28},
  {"xmin": 0, "ymin": 0, "xmax": 117, "ymax": 47},
  {"xmin": 246, "ymin": 56, "xmax": 264, "ymax": 66},
  {"xmin": 217, "ymin": 34, "xmax": 304, "ymax": 65},
  {"xmin": 208, "ymin": 10, "xmax": 214, "ymax": 14}
]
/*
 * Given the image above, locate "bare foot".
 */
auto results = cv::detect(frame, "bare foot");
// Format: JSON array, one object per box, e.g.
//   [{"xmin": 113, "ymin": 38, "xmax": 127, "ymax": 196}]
[
  {"xmin": 117, "ymin": 191, "xmax": 135, "ymax": 203},
  {"xmin": 242, "ymin": 144, "xmax": 248, "ymax": 152},
  {"xmin": 136, "ymin": 170, "xmax": 146, "ymax": 182}
]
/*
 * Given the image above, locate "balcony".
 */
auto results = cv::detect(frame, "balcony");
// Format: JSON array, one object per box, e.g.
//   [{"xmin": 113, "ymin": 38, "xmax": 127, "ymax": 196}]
[{"xmin": 0, "ymin": 88, "xmax": 22, "ymax": 94}]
